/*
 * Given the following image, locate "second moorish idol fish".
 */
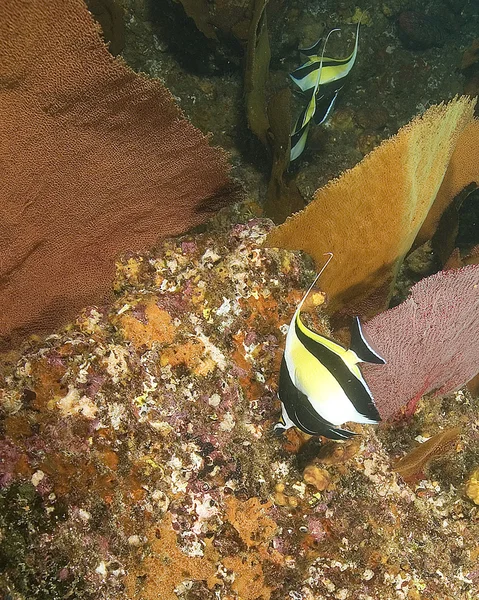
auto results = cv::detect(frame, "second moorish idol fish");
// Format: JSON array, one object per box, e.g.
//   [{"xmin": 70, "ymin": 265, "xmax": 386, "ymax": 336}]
[
  {"xmin": 290, "ymin": 85, "xmax": 341, "ymax": 161},
  {"xmin": 290, "ymin": 21, "xmax": 361, "ymax": 93},
  {"xmin": 289, "ymin": 23, "xmax": 361, "ymax": 161},
  {"xmin": 274, "ymin": 255, "xmax": 385, "ymax": 440}
]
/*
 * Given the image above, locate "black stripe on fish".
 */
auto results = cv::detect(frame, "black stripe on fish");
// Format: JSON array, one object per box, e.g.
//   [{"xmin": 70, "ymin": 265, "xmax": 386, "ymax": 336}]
[
  {"xmin": 296, "ymin": 87, "xmax": 315, "ymax": 127},
  {"xmin": 313, "ymin": 90, "xmax": 340, "ymax": 125},
  {"xmin": 294, "ymin": 320, "xmax": 381, "ymax": 423},
  {"xmin": 290, "ymin": 123, "xmax": 310, "ymax": 161},
  {"xmin": 290, "ymin": 56, "xmax": 354, "ymax": 83},
  {"xmin": 291, "ymin": 122, "xmax": 307, "ymax": 144}
]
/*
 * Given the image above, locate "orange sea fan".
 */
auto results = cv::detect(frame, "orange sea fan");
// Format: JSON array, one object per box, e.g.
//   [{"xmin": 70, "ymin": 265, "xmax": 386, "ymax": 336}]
[
  {"xmin": 415, "ymin": 119, "xmax": 479, "ymax": 248},
  {"xmin": 0, "ymin": 0, "xmax": 238, "ymax": 349},
  {"xmin": 264, "ymin": 97, "xmax": 477, "ymax": 317}
]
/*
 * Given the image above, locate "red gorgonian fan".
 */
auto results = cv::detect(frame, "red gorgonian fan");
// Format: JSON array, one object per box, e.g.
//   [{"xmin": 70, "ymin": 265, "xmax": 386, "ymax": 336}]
[{"xmin": 362, "ymin": 264, "xmax": 479, "ymax": 420}]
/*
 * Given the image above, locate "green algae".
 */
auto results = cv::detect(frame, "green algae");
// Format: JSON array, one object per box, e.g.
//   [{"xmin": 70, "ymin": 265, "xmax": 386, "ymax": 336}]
[{"xmin": 0, "ymin": 482, "xmax": 80, "ymax": 600}]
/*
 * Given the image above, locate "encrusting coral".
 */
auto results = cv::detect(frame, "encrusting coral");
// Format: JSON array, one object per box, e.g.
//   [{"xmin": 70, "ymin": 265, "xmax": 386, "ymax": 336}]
[
  {"xmin": 2, "ymin": 217, "xmax": 479, "ymax": 599},
  {"xmin": 264, "ymin": 97, "xmax": 477, "ymax": 317},
  {"xmin": 0, "ymin": 0, "xmax": 238, "ymax": 350}
]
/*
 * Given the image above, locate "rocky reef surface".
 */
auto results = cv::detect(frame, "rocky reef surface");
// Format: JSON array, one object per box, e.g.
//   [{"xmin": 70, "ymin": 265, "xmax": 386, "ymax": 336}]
[{"xmin": 1, "ymin": 216, "xmax": 479, "ymax": 600}]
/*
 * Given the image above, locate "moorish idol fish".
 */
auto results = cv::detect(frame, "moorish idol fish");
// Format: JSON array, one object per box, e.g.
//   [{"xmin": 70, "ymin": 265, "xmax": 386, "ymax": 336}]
[
  {"xmin": 290, "ymin": 86, "xmax": 341, "ymax": 161},
  {"xmin": 290, "ymin": 23, "xmax": 361, "ymax": 161},
  {"xmin": 290, "ymin": 22, "xmax": 361, "ymax": 93},
  {"xmin": 294, "ymin": 80, "xmax": 343, "ymax": 131},
  {"xmin": 274, "ymin": 254, "xmax": 385, "ymax": 440}
]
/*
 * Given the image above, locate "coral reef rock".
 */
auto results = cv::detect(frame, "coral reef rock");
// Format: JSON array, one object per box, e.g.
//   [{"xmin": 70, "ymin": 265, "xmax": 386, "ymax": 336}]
[{"xmin": 1, "ymin": 218, "xmax": 479, "ymax": 599}]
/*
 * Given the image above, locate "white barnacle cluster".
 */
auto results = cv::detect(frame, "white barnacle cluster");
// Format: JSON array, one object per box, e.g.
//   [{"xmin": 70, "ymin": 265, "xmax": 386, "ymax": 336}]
[
  {"xmin": 166, "ymin": 442, "xmax": 204, "ymax": 495},
  {"xmin": 132, "ymin": 355, "xmax": 159, "ymax": 416},
  {"xmin": 104, "ymin": 344, "xmax": 130, "ymax": 384},
  {"xmin": 167, "ymin": 455, "xmax": 190, "ymax": 494},
  {"xmin": 78, "ymin": 307, "xmax": 104, "ymax": 332},
  {"xmin": 56, "ymin": 384, "xmax": 98, "ymax": 419},
  {"xmin": 173, "ymin": 492, "xmax": 221, "ymax": 558},
  {"xmin": 194, "ymin": 325, "xmax": 227, "ymax": 370},
  {"xmin": 218, "ymin": 411, "xmax": 236, "ymax": 432},
  {"xmin": 200, "ymin": 247, "xmax": 222, "ymax": 269},
  {"xmin": 271, "ymin": 461, "xmax": 291, "ymax": 478},
  {"xmin": 383, "ymin": 570, "xmax": 413, "ymax": 599},
  {"xmin": 0, "ymin": 388, "xmax": 23, "ymax": 415},
  {"xmin": 359, "ymin": 441, "xmax": 405, "ymax": 498},
  {"xmin": 191, "ymin": 493, "xmax": 219, "ymax": 534},
  {"xmin": 306, "ymin": 557, "xmax": 358, "ymax": 598},
  {"xmin": 107, "ymin": 402, "xmax": 127, "ymax": 430}
]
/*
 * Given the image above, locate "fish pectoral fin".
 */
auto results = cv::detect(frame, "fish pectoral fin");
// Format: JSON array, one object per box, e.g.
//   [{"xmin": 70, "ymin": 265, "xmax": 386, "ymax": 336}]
[
  {"xmin": 293, "ymin": 392, "xmax": 355, "ymax": 439},
  {"xmin": 326, "ymin": 426, "xmax": 357, "ymax": 440},
  {"xmin": 272, "ymin": 423, "xmax": 287, "ymax": 437}
]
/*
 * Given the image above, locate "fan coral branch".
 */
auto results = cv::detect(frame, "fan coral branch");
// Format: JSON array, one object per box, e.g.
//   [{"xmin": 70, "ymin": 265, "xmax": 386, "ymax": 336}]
[
  {"xmin": 362, "ymin": 264, "xmax": 479, "ymax": 419},
  {"xmin": 264, "ymin": 97, "xmax": 476, "ymax": 317},
  {"xmin": 0, "ymin": 0, "xmax": 238, "ymax": 349}
]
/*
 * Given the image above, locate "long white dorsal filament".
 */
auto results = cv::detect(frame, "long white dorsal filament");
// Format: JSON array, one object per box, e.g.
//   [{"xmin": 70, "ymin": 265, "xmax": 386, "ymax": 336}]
[{"xmin": 296, "ymin": 252, "xmax": 334, "ymax": 316}]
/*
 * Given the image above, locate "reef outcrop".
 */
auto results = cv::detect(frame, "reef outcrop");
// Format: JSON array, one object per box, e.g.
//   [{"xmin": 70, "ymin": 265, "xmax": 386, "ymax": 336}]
[
  {"xmin": 0, "ymin": 0, "xmax": 237, "ymax": 349},
  {"xmin": 1, "ymin": 218, "xmax": 479, "ymax": 599}
]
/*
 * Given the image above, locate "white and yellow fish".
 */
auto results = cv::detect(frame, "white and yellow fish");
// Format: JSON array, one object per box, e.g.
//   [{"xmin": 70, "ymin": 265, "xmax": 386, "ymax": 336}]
[
  {"xmin": 290, "ymin": 22, "xmax": 360, "ymax": 93},
  {"xmin": 290, "ymin": 23, "xmax": 361, "ymax": 161},
  {"xmin": 275, "ymin": 254, "xmax": 385, "ymax": 439}
]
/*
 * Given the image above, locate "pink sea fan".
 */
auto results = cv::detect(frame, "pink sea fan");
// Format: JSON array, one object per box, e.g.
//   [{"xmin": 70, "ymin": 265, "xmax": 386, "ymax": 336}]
[{"xmin": 362, "ymin": 264, "xmax": 479, "ymax": 420}]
